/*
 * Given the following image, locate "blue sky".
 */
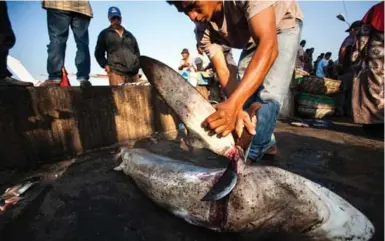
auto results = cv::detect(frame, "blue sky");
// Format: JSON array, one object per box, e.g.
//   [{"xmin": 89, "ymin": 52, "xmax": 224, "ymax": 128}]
[{"xmin": 7, "ymin": 1, "xmax": 379, "ymax": 86}]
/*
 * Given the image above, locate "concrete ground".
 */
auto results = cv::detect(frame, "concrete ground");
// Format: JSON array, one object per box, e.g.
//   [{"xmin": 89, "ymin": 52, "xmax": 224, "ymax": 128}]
[{"xmin": 0, "ymin": 120, "xmax": 383, "ymax": 241}]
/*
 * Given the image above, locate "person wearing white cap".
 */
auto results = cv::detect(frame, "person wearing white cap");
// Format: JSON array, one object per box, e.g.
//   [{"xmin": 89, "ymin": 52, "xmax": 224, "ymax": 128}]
[{"xmin": 178, "ymin": 48, "xmax": 194, "ymax": 73}]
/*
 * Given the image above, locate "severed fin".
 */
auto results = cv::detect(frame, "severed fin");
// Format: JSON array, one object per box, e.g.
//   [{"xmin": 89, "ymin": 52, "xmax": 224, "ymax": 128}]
[{"xmin": 140, "ymin": 55, "xmax": 235, "ymax": 156}]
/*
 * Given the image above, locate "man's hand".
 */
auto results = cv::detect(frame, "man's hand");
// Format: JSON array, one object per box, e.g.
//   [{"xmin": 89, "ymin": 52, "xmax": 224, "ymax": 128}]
[
  {"xmin": 202, "ymin": 99, "xmax": 240, "ymax": 137},
  {"xmin": 105, "ymin": 65, "xmax": 111, "ymax": 73},
  {"xmin": 235, "ymin": 110, "xmax": 257, "ymax": 139},
  {"xmin": 202, "ymin": 100, "xmax": 257, "ymax": 138}
]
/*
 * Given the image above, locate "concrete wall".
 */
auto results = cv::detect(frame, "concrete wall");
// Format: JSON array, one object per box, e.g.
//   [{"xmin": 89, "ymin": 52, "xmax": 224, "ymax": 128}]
[{"xmin": 0, "ymin": 86, "xmax": 180, "ymax": 170}]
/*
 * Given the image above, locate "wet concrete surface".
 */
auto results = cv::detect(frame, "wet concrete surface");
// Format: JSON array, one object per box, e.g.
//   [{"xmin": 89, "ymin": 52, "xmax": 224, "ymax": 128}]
[{"xmin": 0, "ymin": 120, "xmax": 383, "ymax": 241}]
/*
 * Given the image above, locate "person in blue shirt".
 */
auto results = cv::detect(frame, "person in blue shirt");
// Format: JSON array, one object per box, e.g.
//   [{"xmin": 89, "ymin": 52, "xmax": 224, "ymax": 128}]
[{"xmin": 316, "ymin": 52, "xmax": 332, "ymax": 78}]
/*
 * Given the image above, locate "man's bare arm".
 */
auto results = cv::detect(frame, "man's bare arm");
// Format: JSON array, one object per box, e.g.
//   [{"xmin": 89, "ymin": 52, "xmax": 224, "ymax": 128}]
[
  {"xmin": 203, "ymin": 6, "xmax": 279, "ymax": 137},
  {"xmin": 210, "ymin": 51, "xmax": 238, "ymax": 97},
  {"xmin": 228, "ymin": 6, "xmax": 278, "ymax": 107}
]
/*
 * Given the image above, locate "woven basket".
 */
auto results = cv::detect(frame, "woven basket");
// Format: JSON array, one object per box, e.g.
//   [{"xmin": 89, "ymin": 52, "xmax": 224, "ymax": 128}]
[
  {"xmin": 297, "ymin": 105, "xmax": 335, "ymax": 119},
  {"xmin": 297, "ymin": 76, "xmax": 341, "ymax": 95},
  {"xmin": 296, "ymin": 93, "xmax": 335, "ymax": 119},
  {"xmin": 296, "ymin": 93, "xmax": 335, "ymax": 108}
]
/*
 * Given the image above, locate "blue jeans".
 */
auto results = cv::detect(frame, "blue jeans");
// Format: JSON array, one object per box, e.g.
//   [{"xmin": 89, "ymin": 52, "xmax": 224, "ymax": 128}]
[
  {"xmin": 238, "ymin": 20, "xmax": 302, "ymax": 161},
  {"xmin": 46, "ymin": 9, "xmax": 90, "ymax": 81}
]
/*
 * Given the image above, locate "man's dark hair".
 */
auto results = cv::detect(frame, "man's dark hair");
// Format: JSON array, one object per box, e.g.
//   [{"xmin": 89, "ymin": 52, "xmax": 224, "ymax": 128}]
[
  {"xmin": 166, "ymin": 1, "xmax": 195, "ymax": 11},
  {"xmin": 325, "ymin": 52, "xmax": 332, "ymax": 58},
  {"xmin": 300, "ymin": 40, "xmax": 306, "ymax": 46},
  {"xmin": 320, "ymin": 53, "xmax": 325, "ymax": 58},
  {"xmin": 166, "ymin": 1, "xmax": 183, "ymax": 11},
  {"xmin": 166, "ymin": 1, "xmax": 177, "ymax": 6}
]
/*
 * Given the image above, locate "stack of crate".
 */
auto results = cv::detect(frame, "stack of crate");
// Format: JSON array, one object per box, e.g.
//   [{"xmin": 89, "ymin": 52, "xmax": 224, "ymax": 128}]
[{"xmin": 293, "ymin": 69, "xmax": 342, "ymax": 119}]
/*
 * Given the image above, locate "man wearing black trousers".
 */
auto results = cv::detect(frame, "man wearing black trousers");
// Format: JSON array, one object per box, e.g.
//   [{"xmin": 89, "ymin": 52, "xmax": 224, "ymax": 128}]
[{"xmin": 0, "ymin": 1, "xmax": 32, "ymax": 87}]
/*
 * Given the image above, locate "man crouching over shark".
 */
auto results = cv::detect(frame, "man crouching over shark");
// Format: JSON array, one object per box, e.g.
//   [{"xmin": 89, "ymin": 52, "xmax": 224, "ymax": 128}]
[
  {"xmin": 168, "ymin": 0, "xmax": 303, "ymax": 162},
  {"xmin": 113, "ymin": 0, "xmax": 375, "ymax": 240}
]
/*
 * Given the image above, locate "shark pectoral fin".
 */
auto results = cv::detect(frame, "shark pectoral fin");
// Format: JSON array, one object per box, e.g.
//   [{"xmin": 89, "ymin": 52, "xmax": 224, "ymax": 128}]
[
  {"xmin": 113, "ymin": 147, "xmax": 129, "ymax": 172},
  {"xmin": 201, "ymin": 164, "xmax": 238, "ymax": 201},
  {"xmin": 113, "ymin": 165, "xmax": 124, "ymax": 172}
]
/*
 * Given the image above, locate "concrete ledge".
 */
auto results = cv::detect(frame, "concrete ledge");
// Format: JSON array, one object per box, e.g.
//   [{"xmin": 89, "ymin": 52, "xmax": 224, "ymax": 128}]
[{"xmin": 0, "ymin": 86, "xmax": 180, "ymax": 170}]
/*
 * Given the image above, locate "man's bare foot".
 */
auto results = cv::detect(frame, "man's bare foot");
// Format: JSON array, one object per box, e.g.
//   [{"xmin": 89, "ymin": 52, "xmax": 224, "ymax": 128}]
[
  {"xmin": 264, "ymin": 144, "xmax": 278, "ymax": 156},
  {"xmin": 245, "ymin": 159, "xmax": 253, "ymax": 165}
]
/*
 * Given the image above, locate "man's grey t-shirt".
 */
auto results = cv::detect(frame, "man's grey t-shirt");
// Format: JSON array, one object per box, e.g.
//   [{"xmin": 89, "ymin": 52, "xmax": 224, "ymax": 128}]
[{"xmin": 195, "ymin": 0, "xmax": 304, "ymax": 59}]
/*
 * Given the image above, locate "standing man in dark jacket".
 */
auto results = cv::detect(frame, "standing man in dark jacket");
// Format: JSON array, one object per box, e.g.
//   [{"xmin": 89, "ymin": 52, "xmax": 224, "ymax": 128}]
[{"xmin": 95, "ymin": 6, "xmax": 141, "ymax": 86}]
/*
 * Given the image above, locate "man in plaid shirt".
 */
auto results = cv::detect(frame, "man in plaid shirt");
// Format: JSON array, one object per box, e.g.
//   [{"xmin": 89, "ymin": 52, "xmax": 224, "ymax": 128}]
[{"xmin": 40, "ymin": 0, "xmax": 93, "ymax": 87}]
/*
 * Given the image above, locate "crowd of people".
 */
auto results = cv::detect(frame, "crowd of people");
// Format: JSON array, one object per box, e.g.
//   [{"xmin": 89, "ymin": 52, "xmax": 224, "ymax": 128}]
[
  {"xmin": 294, "ymin": 2, "xmax": 384, "ymax": 136},
  {"xmin": 296, "ymin": 41, "xmax": 334, "ymax": 79},
  {"xmin": 296, "ymin": 20, "xmax": 363, "ymax": 81},
  {"xmin": 176, "ymin": 32, "xmax": 239, "ymax": 101},
  {"xmin": 0, "ymin": 1, "xmax": 141, "ymax": 87}
]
